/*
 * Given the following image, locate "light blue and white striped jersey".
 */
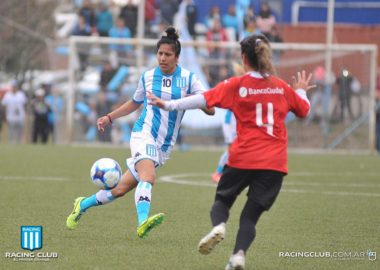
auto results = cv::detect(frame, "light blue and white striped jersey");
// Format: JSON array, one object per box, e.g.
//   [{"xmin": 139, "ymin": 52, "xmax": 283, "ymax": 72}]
[{"xmin": 132, "ymin": 65, "xmax": 206, "ymax": 153}]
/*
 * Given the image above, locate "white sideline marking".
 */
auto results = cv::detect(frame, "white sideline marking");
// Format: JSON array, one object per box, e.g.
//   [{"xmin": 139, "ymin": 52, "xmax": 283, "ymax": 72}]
[
  {"xmin": 158, "ymin": 173, "xmax": 380, "ymax": 197},
  {"xmin": 0, "ymin": 176, "xmax": 69, "ymax": 181}
]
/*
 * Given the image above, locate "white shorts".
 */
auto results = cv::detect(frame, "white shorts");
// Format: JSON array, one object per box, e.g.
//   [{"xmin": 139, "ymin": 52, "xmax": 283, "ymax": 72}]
[{"xmin": 126, "ymin": 132, "xmax": 170, "ymax": 182}]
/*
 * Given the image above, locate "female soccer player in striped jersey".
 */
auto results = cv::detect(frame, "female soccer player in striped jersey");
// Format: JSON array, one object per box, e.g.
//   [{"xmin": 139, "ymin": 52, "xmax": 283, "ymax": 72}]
[
  {"xmin": 66, "ymin": 26, "xmax": 214, "ymax": 238},
  {"xmin": 149, "ymin": 34, "xmax": 314, "ymax": 270}
]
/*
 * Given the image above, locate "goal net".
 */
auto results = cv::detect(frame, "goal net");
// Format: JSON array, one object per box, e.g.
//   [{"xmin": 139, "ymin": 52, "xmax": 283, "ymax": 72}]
[{"xmin": 65, "ymin": 36, "xmax": 377, "ymax": 152}]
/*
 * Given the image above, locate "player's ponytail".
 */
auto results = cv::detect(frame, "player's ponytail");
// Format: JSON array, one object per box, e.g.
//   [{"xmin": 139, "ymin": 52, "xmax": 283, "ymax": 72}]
[
  {"xmin": 240, "ymin": 34, "xmax": 275, "ymax": 78},
  {"xmin": 156, "ymin": 26, "xmax": 181, "ymax": 57}
]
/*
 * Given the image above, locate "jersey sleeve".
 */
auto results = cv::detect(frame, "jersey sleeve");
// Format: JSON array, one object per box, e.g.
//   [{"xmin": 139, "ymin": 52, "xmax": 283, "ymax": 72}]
[
  {"xmin": 188, "ymin": 73, "xmax": 206, "ymax": 95},
  {"xmin": 203, "ymin": 77, "xmax": 239, "ymax": 109},
  {"xmin": 132, "ymin": 75, "xmax": 146, "ymax": 104},
  {"xmin": 285, "ymin": 83, "xmax": 310, "ymax": 118}
]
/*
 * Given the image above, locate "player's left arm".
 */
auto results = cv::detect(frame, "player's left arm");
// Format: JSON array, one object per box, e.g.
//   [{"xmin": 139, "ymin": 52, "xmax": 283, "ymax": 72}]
[
  {"xmin": 288, "ymin": 70, "xmax": 315, "ymax": 118},
  {"xmin": 149, "ymin": 93, "xmax": 206, "ymax": 111},
  {"xmin": 149, "ymin": 77, "xmax": 238, "ymax": 111},
  {"xmin": 201, "ymin": 106, "xmax": 215, "ymax": 115},
  {"xmin": 190, "ymin": 74, "xmax": 215, "ymax": 115}
]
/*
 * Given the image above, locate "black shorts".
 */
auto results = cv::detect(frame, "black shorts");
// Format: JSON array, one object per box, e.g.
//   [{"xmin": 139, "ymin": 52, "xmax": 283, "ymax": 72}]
[{"xmin": 216, "ymin": 166, "xmax": 285, "ymax": 210}]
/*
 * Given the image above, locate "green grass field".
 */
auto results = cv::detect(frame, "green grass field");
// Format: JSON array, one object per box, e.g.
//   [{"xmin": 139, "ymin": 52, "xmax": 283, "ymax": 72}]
[{"xmin": 0, "ymin": 144, "xmax": 379, "ymax": 270}]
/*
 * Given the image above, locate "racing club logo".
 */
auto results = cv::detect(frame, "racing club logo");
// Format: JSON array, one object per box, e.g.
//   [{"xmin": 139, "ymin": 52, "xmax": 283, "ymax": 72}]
[{"xmin": 21, "ymin": 226, "xmax": 42, "ymax": 251}]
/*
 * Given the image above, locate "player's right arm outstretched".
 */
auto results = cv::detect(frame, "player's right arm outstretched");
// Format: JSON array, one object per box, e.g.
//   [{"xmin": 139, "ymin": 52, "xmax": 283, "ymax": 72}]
[{"xmin": 97, "ymin": 100, "xmax": 141, "ymax": 132}]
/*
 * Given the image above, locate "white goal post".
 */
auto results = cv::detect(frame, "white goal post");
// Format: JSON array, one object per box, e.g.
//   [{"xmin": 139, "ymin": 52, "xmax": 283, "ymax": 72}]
[{"xmin": 67, "ymin": 36, "xmax": 377, "ymax": 152}]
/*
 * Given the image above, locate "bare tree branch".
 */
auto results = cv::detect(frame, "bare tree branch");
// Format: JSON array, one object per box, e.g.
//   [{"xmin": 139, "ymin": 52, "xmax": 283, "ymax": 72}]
[{"xmin": 0, "ymin": 0, "xmax": 57, "ymax": 83}]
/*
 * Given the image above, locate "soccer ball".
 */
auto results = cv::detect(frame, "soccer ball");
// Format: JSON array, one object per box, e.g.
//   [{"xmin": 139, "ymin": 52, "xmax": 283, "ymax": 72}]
[{"xmin": 90, "ymin": 158, "xmax": 122, "ymax": 190}]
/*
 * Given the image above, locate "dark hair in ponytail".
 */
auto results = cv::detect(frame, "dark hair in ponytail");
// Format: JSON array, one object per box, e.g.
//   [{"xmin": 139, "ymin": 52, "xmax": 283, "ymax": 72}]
[
  {"xmin": 156, "ymin": 26, "xmax": 181, "ymax": 57},
  {"xmin": 240, "ymin": 34, "xmax": 275, "ymax": 78}
]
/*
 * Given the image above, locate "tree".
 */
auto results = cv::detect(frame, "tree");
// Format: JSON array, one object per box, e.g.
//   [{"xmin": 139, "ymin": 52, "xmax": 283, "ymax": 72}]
[{"xmin": 0, "ymin": 0, "xmax": 57, "ymax": 84}]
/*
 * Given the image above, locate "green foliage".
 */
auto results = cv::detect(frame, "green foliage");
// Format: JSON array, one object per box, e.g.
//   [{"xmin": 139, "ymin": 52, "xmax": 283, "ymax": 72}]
[{"xmin": 0, "ymin": 145, "xmax": 379, "ymax": 269}]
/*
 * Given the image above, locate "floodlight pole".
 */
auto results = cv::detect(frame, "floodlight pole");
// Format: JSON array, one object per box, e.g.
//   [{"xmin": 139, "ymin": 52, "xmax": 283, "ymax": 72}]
[
  {"xmin": 368, "ymin": 48, "xmax": 378, "ymax": 154},
  {"xmin": 325, "ymin": 0, "xmax": 334, "ymax": 88},
  {"xmin": 323, "ymin": 0, "xmax": 334, "ymax": 147},
  {"xmin": 67, "ymin": 37, "xmax": 77, "ymax": 144},
  {"xmin": 136, "ymin": 0, "xmax": 145, "ymax": 72}
]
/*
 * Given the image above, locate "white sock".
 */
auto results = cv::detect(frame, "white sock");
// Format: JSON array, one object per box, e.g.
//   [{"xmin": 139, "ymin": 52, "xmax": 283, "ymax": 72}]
[
  {"xmin": 95, "ymin": 190, "xmax": 115, "ymax": 205},
  {"xmin": 134, "ymin": 181, "xmax": 152, "ymax": 225}
]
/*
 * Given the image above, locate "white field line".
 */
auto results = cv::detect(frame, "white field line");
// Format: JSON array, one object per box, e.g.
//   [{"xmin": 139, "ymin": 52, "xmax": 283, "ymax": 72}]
[
  {"xmin": 285, "ymin": 182, "xmax": 380, "ymax": 188},
  {"xmin": 158, "ymin": 173, "xmax": 380, "ymax": 197},
  {"xmin": 292, "ymin": 171, "xmax": 379, "ymax": 177},
  {"xmin": 0, "ymin": 176, "xmax": 69, "ymax": 181}
]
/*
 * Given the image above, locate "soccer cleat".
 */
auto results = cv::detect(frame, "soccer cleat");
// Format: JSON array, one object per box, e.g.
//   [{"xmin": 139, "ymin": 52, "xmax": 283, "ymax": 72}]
[
  {"xmin": 211, "ymin": 172, "xmax": 222, "ymax": 183},
  {"xmin": 225, "ymin": 250, "xmax": 245, "ymax": 270},
  {"xmin": 66, "ymin": 197, "xmax": 85, "ymax": 230},
  {"xmin": 137, "ymin": 213, "xmax": 165, "ymax": 238},
  {"xmin": 198, "ymin": 223, "xmax": 226, "ymax": 255}
]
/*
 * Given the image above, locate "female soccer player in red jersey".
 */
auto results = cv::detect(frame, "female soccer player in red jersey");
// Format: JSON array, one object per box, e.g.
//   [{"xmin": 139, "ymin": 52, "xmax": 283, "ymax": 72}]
[{"xmin": 149, "ymin": 34, "xmax": 314, "ymax": 270}]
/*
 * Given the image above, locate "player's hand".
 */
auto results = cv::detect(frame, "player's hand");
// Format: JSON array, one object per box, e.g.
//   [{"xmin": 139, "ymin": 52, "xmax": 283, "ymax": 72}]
[
  {"xmin": 147, "ymin": 93, "xmax": 168, "ymax": 110},
  {"xmin": 97, "ymin": 115, "xmax": 111, "ymax": 132},
  {"xmin": 292, "ymin": 70, "xmax": 316, "ymax": 92}
]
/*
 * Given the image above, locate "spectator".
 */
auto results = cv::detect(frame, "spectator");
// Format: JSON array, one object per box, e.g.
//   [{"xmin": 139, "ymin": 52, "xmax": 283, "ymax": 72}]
[
  {"xmin": 185, "ymin": 0, "xmax": 198, "ymax": 39},
  {"xmin": 108, "ymin": 18, "xmax": 132, "ymax": 59},
  {"xmin": 145, "ymin": 0, "xmax": 156, "ymax": 36},
  {"xmin": 31, "ymin": 88, "xmax": 51, "ymax": 144},
  {"xmin": 336, "ymin": 69, "xmax": 354, "ymax": 122},
  {"xmin": 222, "ymin": 5, "xmax": 239, "ymax": 41},
  {"xmin": 99, "ymin": 61, "xmax": 116, "ymax": 89},
  {"xmin": 1, "ymin": 81, "xmax": 27, "ymax": 144},
  {"xmin": 267, "ymin": 25, "xmax": 283, "ymax": 43},
  {"xmin": 119, "ymin": 0, "xmax": 138, "ymax": 37},
  {"xmin": 266, "ymin": 25, "xmax": 283, "ymax": 64},
  {"xmin": 78, "ymin": 0, "xmax": 96, "ymax": 31},
  {"xmin": 243, "ymin": 6, "xmax": 256, "ymax": 29},
  {"xmin": 72, "ymin": 15, "xmax": 92, "ymax": 36},
  {"xmin": 206, "ymin": 18, "xmax": 229, "ymax": 48},
  {"xmin": 206, "ymin": 18, "xmax": 229, "ymax": 86},
  {"xmin": 159, "ymin": 0, "xmax": 179, "ymax": 26},
  {"xmin": 236, "ymin": 0, "xmax": 251, "ymax": 33},
  {"xmin": 256, "ymin": 1, "xmax": 276, "ymax": 38},
  {"xmin": 96, "ymin": 2, "xmax": 113, "ymax": 37},
  {"xmin": 305, "ymin": 65, "xmax": 334, "ymax": 137},
  {"xmin": 240, "ymin": 18, "xmax": 261, "ymax": 40},
  {"xmin": 205, "ymin": 5, "xmax": 221, "ymax": 29},
  {"xmin": 72, "ymin": 15, "xmax": 92, "ymax": 71},
  {"xmin": 45, "ymin": 87, "xmax": 65, "ymax": 143}
]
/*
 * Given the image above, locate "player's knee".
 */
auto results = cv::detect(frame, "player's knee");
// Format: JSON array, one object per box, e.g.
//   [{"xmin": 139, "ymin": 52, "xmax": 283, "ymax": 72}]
[{"xmin": 138, "ymin": 173, "xmax": 156, "ymax": 185}]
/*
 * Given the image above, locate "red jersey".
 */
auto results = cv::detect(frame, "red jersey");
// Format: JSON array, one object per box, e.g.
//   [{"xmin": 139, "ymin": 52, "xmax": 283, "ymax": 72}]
[{"xmin": 204, "ymin": 72, "xmax": 310, "ymax": 173}]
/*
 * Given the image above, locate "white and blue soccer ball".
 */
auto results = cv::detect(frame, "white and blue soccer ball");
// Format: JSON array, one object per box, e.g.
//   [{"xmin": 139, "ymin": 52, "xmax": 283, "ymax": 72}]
[{"xmin": 90, "ymin": 158, "xmax": 122, "ymax": 190}]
